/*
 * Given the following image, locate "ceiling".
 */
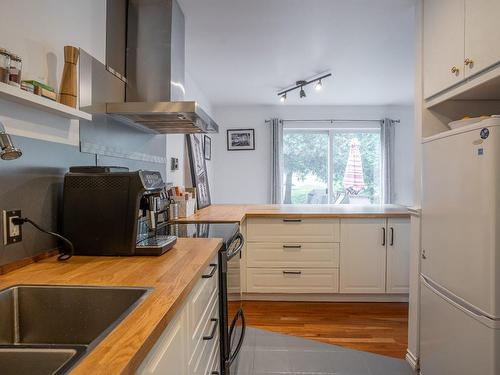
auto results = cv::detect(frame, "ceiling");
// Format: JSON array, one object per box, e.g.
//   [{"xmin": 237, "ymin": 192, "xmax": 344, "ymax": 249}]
[{"xmin": 178, "ymin": 0, "xmax": 416, "ymax": 106}]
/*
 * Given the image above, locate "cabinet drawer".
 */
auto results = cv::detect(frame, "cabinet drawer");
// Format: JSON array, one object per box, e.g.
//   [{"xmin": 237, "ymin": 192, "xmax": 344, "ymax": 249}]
[
  {"xmin": 246, "ymin": 268, "xmax": 339, "ymax": 293},
  {"xmin": 207, "ymin": 345, "xmax": 220, "ymax": 375},
  {"xmin": 247, "ymin": 242, "xmax": 339, "ymax": 268},
  {"xmin": 189, "ymin": 292, "xmax": 219, "ymax": 372},
  {"xmin": 247, "ymin": 217, "xmax": 340, "ymax": 243},
  {"xmin": 188, "ymin": 256, "xmax": 218, "ymax": 356},
  {"xmin": 189, "ymin": 284, "xmax": 219, "ymax": 359}
]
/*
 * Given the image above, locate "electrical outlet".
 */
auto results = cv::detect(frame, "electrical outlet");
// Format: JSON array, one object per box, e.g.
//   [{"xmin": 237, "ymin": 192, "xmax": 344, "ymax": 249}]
[{"xmin": 3, "ymin": 210, "xmax": 22, "ymax": 245}]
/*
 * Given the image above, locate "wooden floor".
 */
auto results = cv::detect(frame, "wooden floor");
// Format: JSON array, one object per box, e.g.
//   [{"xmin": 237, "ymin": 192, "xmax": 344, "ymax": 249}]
[{"xmin": 241, "ymin": 301, "xmax": 409, "ymax": 359}]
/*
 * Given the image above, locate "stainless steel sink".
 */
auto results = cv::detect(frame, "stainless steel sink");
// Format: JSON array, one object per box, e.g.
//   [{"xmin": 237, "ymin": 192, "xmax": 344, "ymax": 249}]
[
  {"xmin": 0, "ymin": 345, "xmax": 86, "ymax": 375},
  {"xmin": 0, "ymin": 285, "xmax": 150, "ymax": 374}
]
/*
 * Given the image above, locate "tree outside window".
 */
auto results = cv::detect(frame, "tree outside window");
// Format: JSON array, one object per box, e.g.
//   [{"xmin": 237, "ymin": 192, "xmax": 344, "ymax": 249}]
[{"xmin": 282, "ymin": 128, "xmax": 381, "ymax": 205}]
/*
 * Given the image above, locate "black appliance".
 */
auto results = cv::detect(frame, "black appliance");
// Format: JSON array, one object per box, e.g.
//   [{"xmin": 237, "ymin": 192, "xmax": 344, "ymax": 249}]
[
  {"xmin": 164, "ymin": 222, "xmax": 246, "ymax": 375},
  {"xmin": 62, "ymin": 166, "xmax": 176, "ymax": 256}
]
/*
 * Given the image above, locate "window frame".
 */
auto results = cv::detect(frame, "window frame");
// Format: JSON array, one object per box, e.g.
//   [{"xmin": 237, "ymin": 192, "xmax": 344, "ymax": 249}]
[{"xmin": 283, "ymin": 122, "xmax": 382, "ymax": 204}]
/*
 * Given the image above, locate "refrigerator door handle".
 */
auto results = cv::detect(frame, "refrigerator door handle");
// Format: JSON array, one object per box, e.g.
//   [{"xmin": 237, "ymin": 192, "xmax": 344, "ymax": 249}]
[{"xmin": 420, "ymin": 275, "xmax": 496, "ymax": 325}]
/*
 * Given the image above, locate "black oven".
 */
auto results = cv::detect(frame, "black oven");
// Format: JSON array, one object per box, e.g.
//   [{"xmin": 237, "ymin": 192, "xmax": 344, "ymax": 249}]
[
  {"xmin": 162, "ymin": 222, "xmax": 246, "ymax": 375},
  {"xmin": 219, "ymin": 230, "xmax": 245, "ymax": 374}
]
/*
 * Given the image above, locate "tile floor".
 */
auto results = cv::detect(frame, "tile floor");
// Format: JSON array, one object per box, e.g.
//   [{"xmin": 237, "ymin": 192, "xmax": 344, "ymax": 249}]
[{"xmin": 234, "ymin": 327, "xmax": 416, "ymax": 375}]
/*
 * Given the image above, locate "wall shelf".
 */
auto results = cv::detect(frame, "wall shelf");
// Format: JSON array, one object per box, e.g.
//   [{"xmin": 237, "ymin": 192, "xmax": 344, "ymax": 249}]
[{"xmin": 0, "ymin": 82, "xmax": 92, "ymax": 121}]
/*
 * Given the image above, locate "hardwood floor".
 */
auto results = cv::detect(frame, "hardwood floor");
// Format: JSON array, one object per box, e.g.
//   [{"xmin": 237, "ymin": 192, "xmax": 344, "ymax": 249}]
[{"xmin": 241, "ymin": 301, "xmax": 409, "ymax": 359}]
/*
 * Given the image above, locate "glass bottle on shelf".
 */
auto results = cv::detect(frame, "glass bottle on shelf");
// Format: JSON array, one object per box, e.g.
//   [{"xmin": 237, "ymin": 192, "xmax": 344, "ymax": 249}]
[
  {"xmin": 0, "ymin": 49, "xmax": 10, "ymax": 84},
  {"xmin": 8, "ymin": 54, "xmax": 22, "ymax": 87}
]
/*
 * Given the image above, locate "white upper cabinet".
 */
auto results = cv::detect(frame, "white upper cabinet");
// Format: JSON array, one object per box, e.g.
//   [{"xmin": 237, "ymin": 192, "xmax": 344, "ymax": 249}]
[
  {"xmin": 423, "ymin": 0, "xmax": 465, "ymax": 99},
  {"xmin": 464, "ymin": 0, "xmax": 500, "ymax": 77},
  {"xmin": 386, "ymin": 218, "xmax": 410, "ymax": 294}
]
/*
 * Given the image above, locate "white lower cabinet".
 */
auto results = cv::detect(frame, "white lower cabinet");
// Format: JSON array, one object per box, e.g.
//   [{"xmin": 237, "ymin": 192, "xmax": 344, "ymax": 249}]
[
  {"xmin": 340, "ymin": 218, "xmax": 387, "ymax": 294},
  {"xmin": 386, "ymin": 218, "xmax": 411, "ymax": 293},
  {"xmin": 136, "ymin": 306, "xmax": 188, "ymax": 375},
  {"xmin": 340, "ymin": 218, "xmax": 410, "ymax": 294},
  {"xmin": 137, "ymin": 256, "xmax": 219, "ymax": 375},
  {"xmin": 245, "ymin": 216, "xmax": 410, "ymax": 297}
]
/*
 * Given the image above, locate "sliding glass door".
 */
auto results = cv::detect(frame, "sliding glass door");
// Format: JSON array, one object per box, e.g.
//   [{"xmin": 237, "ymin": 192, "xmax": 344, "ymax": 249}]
[{"xmin": 282, "ymin": 124, "xmax": 382, "ymax": 204}]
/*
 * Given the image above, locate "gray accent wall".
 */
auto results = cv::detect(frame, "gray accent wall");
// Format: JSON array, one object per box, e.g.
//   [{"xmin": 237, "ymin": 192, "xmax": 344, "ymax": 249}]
[{"xmin": 0, "ymin": 133, "xmax": 167, "ymax": 266}]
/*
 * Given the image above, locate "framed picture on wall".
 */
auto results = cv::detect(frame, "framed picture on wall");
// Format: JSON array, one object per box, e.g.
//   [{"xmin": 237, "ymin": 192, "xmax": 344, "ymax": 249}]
[
  {"xmin": 227, "ymin": 129, "xmax": 255, "ymax": 151},
  {"xmin": 203, "ymin": 135, "xmax": 211, "ymax": 160},
  {"xmin": 186, "ymin": 134, "xmax": 211, "ymax": 209}
]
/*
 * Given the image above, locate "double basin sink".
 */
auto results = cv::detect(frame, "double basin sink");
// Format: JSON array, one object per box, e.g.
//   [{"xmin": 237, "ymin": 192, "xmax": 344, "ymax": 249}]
[{"xmin": 0, "ymin": 285, "xmax": 150, "ymax": 375}]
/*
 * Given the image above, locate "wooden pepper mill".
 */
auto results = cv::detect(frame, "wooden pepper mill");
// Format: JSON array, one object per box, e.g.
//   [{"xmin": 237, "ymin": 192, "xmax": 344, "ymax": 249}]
[{"xmin": 59, "ymin": 46, "xmax": 79, "ymax": 108}]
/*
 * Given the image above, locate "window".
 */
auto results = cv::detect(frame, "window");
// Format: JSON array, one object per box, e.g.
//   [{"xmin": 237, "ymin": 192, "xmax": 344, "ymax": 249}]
[{"xmin": 282, "ymin": 124, "xmax": 382, "ymax": 205}]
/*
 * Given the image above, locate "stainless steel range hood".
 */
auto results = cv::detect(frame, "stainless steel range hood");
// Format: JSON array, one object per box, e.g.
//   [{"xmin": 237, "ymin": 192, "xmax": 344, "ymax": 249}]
[
  {"xmin": 106, "ymin": 101, "xmax": 218, "ymax": 133},
  {"xmin": 103, "ymin": 0, "xmax": 218, "ymax": 134}
]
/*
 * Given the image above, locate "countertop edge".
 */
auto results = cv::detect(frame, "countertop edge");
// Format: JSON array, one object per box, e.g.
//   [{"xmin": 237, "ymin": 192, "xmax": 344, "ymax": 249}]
[{"xmin": 117, "ymin": 239, "xmax": 223, "ymax": 375}]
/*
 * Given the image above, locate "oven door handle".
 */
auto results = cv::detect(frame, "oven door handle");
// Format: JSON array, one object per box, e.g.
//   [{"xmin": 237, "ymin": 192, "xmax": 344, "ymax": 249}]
[
  {"xmin": 227, "ymin": 232, "xmax": 244, "ymax": 260},
  {"xmin": 229, "ymin": 307, "xmax": 246, "ymax": 366}
]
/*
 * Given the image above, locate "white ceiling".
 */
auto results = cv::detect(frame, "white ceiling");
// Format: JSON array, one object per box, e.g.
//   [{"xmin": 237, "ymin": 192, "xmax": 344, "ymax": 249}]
[{"xmin": 178, "ymin": 0, "xmax": 416, "ymax": 106}]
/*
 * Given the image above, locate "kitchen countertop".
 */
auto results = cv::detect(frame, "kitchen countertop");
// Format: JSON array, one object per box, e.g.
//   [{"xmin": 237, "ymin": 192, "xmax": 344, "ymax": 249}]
[
  {"xmin": 174, "ymin": 204, "xmax": 411, "ymax": 223},
  {"xmin": 0, "ymin": 238, "xmax": 223, "ymax": 375}
]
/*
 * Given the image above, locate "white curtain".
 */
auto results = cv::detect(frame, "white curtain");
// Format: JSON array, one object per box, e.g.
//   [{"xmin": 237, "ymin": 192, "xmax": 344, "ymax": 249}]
[
  {"xmin": 270, "ymin": 118, "xmax": 283, "ymax": 204},
  {"xmin": 381, "ymin": 118, "xmax": 395, "ymax": 204}
]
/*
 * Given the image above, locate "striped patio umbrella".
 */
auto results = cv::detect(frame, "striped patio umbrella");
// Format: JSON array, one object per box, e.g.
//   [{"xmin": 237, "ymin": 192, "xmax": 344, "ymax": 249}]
[{"xmin": 343, "ymin": 138, "xmax": 365, "ymax": 194}]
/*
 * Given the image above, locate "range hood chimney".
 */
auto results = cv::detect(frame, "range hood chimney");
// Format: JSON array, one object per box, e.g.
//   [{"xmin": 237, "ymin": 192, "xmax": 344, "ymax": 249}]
[{"xmin": 105, "ymin": 0, "xmax": 218, "ymax": 134}]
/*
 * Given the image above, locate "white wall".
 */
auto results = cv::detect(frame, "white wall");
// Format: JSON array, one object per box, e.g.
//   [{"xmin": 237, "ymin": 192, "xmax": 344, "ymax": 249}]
[
  {"xmin": 211, "ymin": 104, "xmax": 415, "ymax": 205},
  {"xmin": 0, "ymin": 0, "xmax": 212, "ymax": 189},
  {"xmin": 0, "ymin": 0, "xmax": 106, "ymax": 145}
]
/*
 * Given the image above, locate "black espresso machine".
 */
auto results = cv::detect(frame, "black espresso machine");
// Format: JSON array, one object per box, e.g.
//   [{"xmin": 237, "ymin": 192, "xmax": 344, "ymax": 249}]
[{"xmin": 62, "ymin": 166, "xmax": 177, "ymax": 256}]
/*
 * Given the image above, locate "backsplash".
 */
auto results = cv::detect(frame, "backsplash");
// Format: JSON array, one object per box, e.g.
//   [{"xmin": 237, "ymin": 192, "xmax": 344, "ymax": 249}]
[{"xmin": 0, "ymin": 134, "xmax": 166, "ymax": 267}]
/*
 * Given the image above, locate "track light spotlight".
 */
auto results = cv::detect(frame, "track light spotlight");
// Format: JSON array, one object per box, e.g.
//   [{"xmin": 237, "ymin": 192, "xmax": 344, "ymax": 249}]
[
  {"xmin": 276, "ymin": 72, "xmax": 331, "ymax": 101},
  {"xmin": 299, "ymin": 86, "xmax": 306, "ymax": 98},
  {"xmin": 315, "ymin": 79, "xmax": 323, "ymax": 91}
]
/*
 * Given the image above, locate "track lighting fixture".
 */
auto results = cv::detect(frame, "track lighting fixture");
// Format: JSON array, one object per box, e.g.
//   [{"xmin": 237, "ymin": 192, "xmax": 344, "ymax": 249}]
[
  {"xmin": 277, "ymin": 72, "xmax": 331, "ymax": 102},
  {"xmin": 315, "ymin": 79, "xmax": 323, "ymax": 91},
  {"xmin": 299, "ymin": 86, "xmax": 306, "ymax": 98}
]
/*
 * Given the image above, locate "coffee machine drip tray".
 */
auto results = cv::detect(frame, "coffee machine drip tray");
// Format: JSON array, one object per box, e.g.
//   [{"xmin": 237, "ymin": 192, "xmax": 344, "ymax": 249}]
[{"xmin": 135, "ymin": 235, "xmax": 177, "ymax": 256}]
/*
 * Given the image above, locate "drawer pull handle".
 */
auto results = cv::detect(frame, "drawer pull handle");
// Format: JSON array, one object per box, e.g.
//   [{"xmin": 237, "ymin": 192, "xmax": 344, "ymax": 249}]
[
  {"xmin": 211, "ymin": 372, "xmax": 220, "ymax": 375},
  {"xmin": 203, "ymin": 318, "xmax": 219, "ymax": 340},
  {"xmin": 283, "ymin": 244, "xmax": 302, "ymax": 249},
  {"xmin": 202, "ymin": 263, "xmax": 218, "ymax": 278},
  {"xmin": 283, "ymin": 270, "xmax": 302, "ymax": 275},
  {"xmin": 283, "ymin": 218, "xmax": 302, "ymax": 223}
]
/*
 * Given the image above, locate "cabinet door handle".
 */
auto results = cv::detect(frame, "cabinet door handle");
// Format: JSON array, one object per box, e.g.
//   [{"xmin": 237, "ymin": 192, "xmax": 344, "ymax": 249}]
[
  {"xmin": 283, "ymin": 270, "xmax": 301, "ymax": 275},
  {"xmin": 451, "ymin": 66, "xmax": 460, "ymax": 74},
  {"xmin": 202, "ymin": 263, "xmax": 218, "ymax": 278},
  {"xmin": 283, "ymin": 244, "xmax": 302, "ymax": 249},
  {"xmin": 203, "ymin": 318, "xmax": 219, "ymax": 340},
  {"xmin": 381, "ymin": 227, "xmax": 386, "ymax": 246},
  {"xmin": 283, "ymin": 218, "xmax": 302, "ymax": 223},
  {"xmin": 390, "ymin": 227, "xmax": 394, "ymax": 246}
]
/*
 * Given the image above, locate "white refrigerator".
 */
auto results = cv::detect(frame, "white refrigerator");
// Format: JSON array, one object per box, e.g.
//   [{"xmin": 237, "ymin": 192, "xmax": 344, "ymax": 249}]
[{"xmin": 421, "ymin": 119, "xmax": 500, "ymax": 375}]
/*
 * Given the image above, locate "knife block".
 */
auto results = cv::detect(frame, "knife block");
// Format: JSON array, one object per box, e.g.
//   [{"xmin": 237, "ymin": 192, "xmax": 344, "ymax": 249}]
[{"xmin": 59, "ymin": 46, "xmax": 79, "ymax": 108}]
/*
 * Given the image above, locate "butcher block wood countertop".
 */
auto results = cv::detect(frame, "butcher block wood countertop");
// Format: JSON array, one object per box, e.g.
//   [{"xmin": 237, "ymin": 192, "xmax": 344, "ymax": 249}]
[
  {"xmin": 0, "ymin": 238, "xmax": 223, "ymax": 375},
  {"xmin": 174, "ymin": 204, "xmax": 410, "ymax": 223}
]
